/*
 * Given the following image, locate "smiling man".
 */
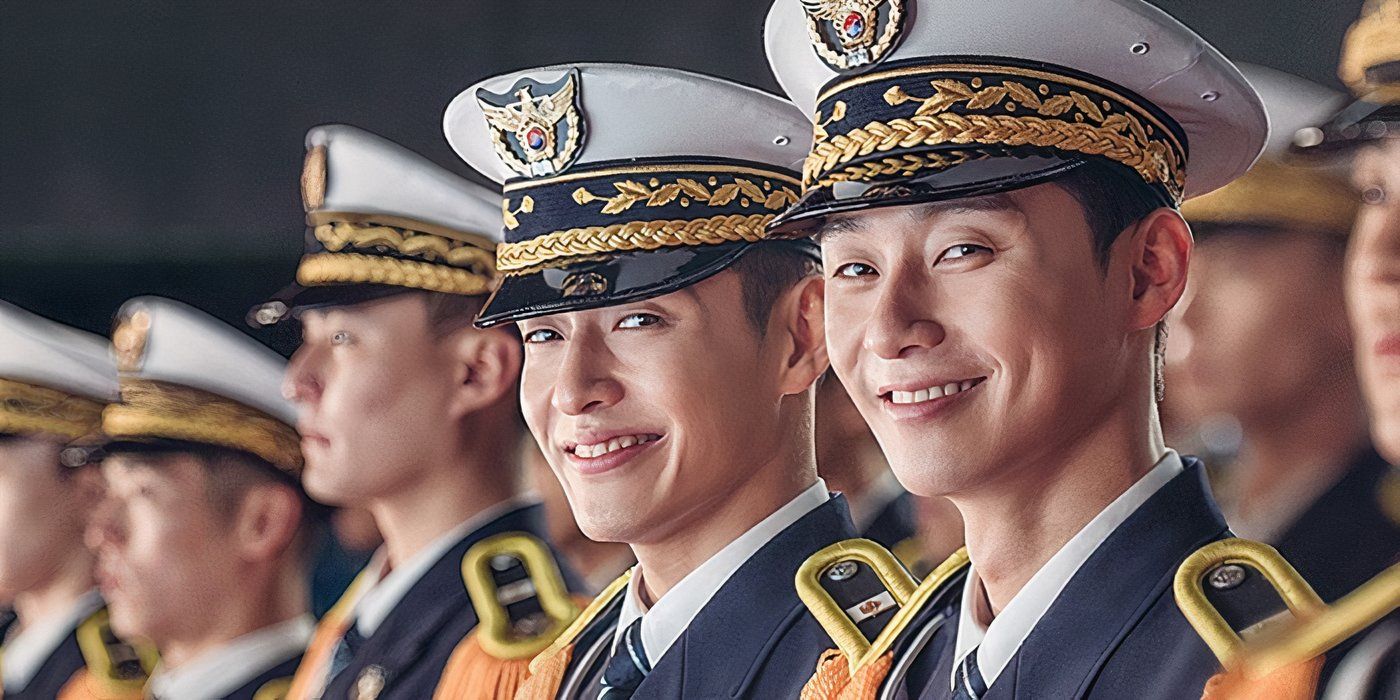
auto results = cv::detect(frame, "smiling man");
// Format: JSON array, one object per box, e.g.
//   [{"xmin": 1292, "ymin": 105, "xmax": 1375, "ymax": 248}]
[
  {"xmin": 252, "ymin": 125, "xmax": 578, "ymax": 700},
  {"xmin": 762, "ymin": 0, "xmax": 1307, "ymax": 697},
  {"xmin": 442, "ymin": 63, "xmax": 853, "ymax": 697}
]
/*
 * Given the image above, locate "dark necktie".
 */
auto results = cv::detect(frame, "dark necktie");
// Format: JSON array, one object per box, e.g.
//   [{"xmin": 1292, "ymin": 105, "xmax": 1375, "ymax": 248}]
[
  {"xmin": 598, "ymin": 618, "xmax": 650, "ymax": 699},
  {"xmin": 952, "ymin": 647, "xmax": 988, "ymax": 700}
]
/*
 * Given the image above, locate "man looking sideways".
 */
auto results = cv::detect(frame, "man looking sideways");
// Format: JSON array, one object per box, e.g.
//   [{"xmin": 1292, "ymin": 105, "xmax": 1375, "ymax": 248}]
[
  {"xmin": 764, "ymin": 0, "xmax": 1304, "ymax": 696},
  {"xmin": 253, "ymin": 124, "xmax": 576, "ymax": 699},
  {"xmin": 443, "ymin": 62, "xmax": 853, "ymax": 697}
]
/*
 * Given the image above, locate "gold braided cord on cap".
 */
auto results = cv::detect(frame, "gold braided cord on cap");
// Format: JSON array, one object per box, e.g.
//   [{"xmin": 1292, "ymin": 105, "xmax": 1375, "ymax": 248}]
[
  {"xmin": 496, "ymin": 213, "xmax": 775, "ymax": 272},
  {"xmin": 296, "ymin": 253, "xmax": 494, "ymax": 296},
  {"xmin": 1339, "ymin": 0, "xmax": 1400, "ymax": 94},
  {"xmin": 102, "ymin": 379, "xmax": 303, "ymax": 476},
  {"xmin": 818, "ymin": 150, "xmax": 984, "ymax": 185},
  {"xmin": 312, "ymin": 222, "xmax": 496, "ymax": 273},
  {"xmin": 0, "ymin": 377, "xmax": 105, "ymax": 440},
  {"xmin": 807, "ymin": 66, "xmax": 1186, "ymax": 203},
  {"xmin": 1182, "ymin": 160, "xmax": 1359, "ymax": 235}
]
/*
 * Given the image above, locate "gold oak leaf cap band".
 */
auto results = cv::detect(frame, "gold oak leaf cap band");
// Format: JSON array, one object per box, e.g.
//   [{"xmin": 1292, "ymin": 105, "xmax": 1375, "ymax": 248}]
[
  {"xmin": 1183, "ymin": 65, "xmax": 1359, "ymax": 237},
  {"xmin": 762, "ymin": 0, "xmax": 1270, "ymax": 233},
  {"xmin": 0, "ymin": 300, "xmax": 117, "ymax": 442},
  {"xmin": 1293, "ymin": 0, "xmax": 1400, "ymax": 154},
  {"xmin": 443, "ymin": 63, "xmax": 819, "ymax": 328},
  {"xmin": 105, "ymin": 296, "xmax": 305, "ymax": 477},
  {"xmin": 248, "ymin": 124, "xmax": 504, "ymax": 328}
]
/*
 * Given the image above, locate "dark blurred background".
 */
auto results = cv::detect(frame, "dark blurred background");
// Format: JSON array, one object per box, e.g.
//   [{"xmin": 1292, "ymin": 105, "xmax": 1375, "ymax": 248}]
[{"xmin": 0, "ymin": 0, "xmax": 1366, "ymax": 355}]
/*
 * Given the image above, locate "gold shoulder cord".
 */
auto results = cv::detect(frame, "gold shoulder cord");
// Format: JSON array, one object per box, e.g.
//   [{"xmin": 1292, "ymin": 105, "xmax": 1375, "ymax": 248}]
[
  {"xmin": 529, "ymin": 569, "xmax": 632, "ymax": 676},
  {"xmin": 461, "ymin": 532, "xmax": 581, "ymax": 660},
  {"xmin": 797, "ymin": 540, "xmax": 969, "ymax": 676},
  {"xmin": 73, "ymin": 608, "xmax": 156, "ymax": 696},
  {"xmin": 1173, "ymin": 538, "xmax": 1327, "ymax": 673},
  {"xmin": 252, "ymin": 677, "xmax": 293, "ymax": 700}
]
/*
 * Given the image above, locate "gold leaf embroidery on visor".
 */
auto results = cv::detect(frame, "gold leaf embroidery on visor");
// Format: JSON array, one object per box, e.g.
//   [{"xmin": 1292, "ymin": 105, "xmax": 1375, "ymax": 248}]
[{"xmin": 806, "ymin": 72, "xmax": 1186, "ymax": 203}]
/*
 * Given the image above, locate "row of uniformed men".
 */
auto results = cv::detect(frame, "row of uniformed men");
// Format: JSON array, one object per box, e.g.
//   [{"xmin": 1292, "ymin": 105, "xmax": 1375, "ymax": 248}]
[{"xmin": 2, "ymin": 0, "xmax": 1398, "ymax": 698}]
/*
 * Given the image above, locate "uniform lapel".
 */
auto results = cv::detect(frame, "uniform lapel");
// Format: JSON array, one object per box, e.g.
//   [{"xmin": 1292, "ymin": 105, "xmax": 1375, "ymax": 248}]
[
  {"xmin": 637, "ymin": 496, "xmax": 857, "ymax": 699},
  {"xmin": 325, "ymin": 502, "xmax": 547, "ymax": 696},
  {"xmin": 1002, "ymin": 459, "xmax": 1228, "ymax": 699}
]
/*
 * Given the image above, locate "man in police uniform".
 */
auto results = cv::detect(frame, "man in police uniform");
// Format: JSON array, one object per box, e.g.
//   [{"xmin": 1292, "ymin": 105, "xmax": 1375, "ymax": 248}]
[
  {"xmin": 763, "ymin": 0, "xmax": 1308, "ymax": 697},
  {"xmin": 442, "ymin": 63, "xmax": 855, "ymax": 697},
  {"xmin": 1171, "ymin": 65, "xmax": 1399, "ymax": 607},
  {"xmin": 86, "ymin": 297, "xmax": 315, "ymax": 700},
  {"xmin": 252, "ymin": 124, "xmax": 577, "ymax": 699},
  {"xmin": 0, "ymin": 301, "xmax": 151, "ymax": 700}
]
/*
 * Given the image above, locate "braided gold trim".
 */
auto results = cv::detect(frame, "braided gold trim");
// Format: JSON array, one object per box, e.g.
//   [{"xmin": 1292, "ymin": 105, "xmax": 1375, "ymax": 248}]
[
  {"xmin": 313, "ymin": 222, "xmax": 495, "ymax": 273},
  {"xmin": 570, "ymin": 175, "xmax": 799, "ymax": 215},
  {"xmin": 817, "ymin": 150, "xmax": 983, "ymax": 186},
  {"xmin": 502, "ymin": 163, "xmax": 802, "ymax": 191},
  {"xmin": 0, "ymin": 377, "xmax": 105, "ymax": 440},
  {"xmin": 296, "ymin": 253, "xmax": 494, "ymax": 296},
  {"xmin": 495, "ymin": 213, "xmax": 774, "ymax": 272},
  {"xmin": 809, "ymin": 69, "xmax": 1185, "ymax": 202},
  {"xmin": 103, "ymin": 379, "xmax": 303, "ymax": 475}
]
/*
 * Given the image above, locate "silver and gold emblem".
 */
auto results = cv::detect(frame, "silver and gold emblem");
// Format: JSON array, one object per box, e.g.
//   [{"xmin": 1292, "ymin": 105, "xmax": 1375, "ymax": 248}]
[
  {"xmin": 800, "ymin": 0, "xmax": 905, "ymax": 70},
  {"xmin": 476, "ymin": 70, "xmax": 586, "ymax": 178}
]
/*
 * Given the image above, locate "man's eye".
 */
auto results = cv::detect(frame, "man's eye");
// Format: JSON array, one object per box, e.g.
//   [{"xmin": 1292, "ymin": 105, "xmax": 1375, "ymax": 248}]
[
  {"xmin": 524, "ymin": 328, "xmax": 562, "ymax": 344},
  {"xmin": 1362, "ymin": 185, "xmax": 1387, "ymax": 206},
  {"xmin": 834, "ymin": 262, "xmax": 877, "ymax": 278},
  {"xmin": 617, "ymin": 313, "xmax": 662, "ymax": 330},
  {"xmin": 330, "ymin": 331, "xmax": 352, "ymax": 346},
  {"xmin": 938, "ymin": 244, "xmax": 993, "ymax": 263}
]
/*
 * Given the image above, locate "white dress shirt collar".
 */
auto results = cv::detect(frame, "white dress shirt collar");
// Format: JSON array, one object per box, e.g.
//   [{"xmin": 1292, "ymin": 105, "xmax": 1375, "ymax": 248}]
[
  {"xmin": 951, "ymin": 450, "xmax": 1185, "ymax": 692},
  {"xmin": 0, "ymin": 589, "xmax": 103, "ymax": 692},
  {"xmin": 613, "ymin": 480, "xmax": 830, "ymax": 665},
  {"xmin": 146, "ymin": 615, "xmax": 314, "ymax": 700},
  {"xmin": 352, "ymin": 497, "xmax": 531, "ymax": 636}
]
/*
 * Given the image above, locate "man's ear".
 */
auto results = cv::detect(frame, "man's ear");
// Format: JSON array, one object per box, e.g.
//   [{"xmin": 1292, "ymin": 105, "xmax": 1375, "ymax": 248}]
[
  {"xmin": 443, "ymin": 326, "xmax": 523, "ymax": 420},
  {"xmin": 773, "ymin": 275, "xmax": 830, "ymax": 396},
  {"xmin": 1123, "ymin": 208, "xmax": 1193, "ymax": 332},
  {"xmin": 231, "ymin": 483, "xmax": 302, "ymax": 563}
]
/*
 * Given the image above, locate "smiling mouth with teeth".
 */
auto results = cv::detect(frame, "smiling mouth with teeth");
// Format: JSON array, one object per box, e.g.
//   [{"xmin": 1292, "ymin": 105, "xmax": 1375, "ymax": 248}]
[
  {"xmin": 884, "ymin": 378, "xmax": 986, "ymax": 405},
  {"xmin": 568, "ymin": 434, "xmax": 662, "ymax": 459}
]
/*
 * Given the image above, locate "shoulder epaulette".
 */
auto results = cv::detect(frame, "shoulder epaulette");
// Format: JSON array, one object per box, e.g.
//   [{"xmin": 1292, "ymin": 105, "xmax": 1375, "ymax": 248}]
[
  {"xmin": 796, "ymin": 538, "xmax": 967, "ymax": 676},
  {"xmin": 66, "ymin": 607, "xmax": 157, "ymax": 699},
  {"xmin": 461, "ymin": 532, "xmax": 581, "ymax": 661},
  {"xmin": 1179, "ymin": 539, "xmax": 1400, "ymax": 679},
  {"xmin": 1174, "ymin": 537, "xmax": 1326, "ymax": 671},
  {"xmin": 435, "ymin": 554, "xmax": 629, "ymax": 700}
]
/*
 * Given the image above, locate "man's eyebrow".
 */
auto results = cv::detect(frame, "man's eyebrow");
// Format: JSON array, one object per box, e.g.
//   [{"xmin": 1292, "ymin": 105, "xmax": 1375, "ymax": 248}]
[{"xmin": 815, "ymin": 192, "xmax": 1021, "ymax": 244}]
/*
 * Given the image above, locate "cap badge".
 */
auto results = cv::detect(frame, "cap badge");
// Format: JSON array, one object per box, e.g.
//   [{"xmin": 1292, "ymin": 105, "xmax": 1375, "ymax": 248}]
[
  {"xmin": 112, "ymin": 309, "xmax": 152, "ymax": 373},
  {"xmin": 801, "ymin": 0, "xmax": 905, "ymax": 71},
  {"xmin": 476, "ymin": 69, "xmax": 585, "ymax": 178}
]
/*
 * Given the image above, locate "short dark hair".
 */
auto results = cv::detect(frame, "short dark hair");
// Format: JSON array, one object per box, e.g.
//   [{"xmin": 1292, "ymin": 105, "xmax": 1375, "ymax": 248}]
[
  {"xmin": 1053, "ymin": 160, "xmax": 1179, "ymax": 400},
  {"xmin": 1052, "ymin": 159, "xmax": 1173, "ymax": 265},
  {"xmin": 729, "ymin": 242, "xmax": 823, "ymax": 334}
]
